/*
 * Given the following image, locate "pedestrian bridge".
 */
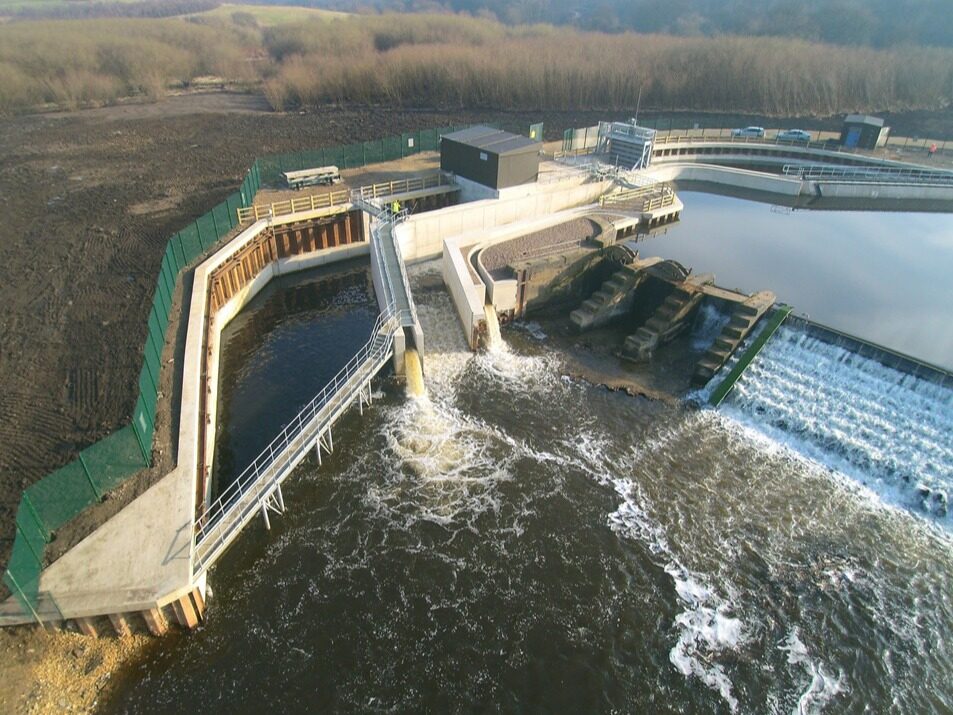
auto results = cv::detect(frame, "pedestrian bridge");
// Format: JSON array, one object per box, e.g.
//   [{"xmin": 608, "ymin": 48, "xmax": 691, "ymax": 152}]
[{"xmin": 193, "ymin": 204, "xmax": 421, "ymax": 576}]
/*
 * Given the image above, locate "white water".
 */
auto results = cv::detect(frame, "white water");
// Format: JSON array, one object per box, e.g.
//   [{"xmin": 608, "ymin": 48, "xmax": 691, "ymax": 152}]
[
  {"xmin": 484, "ymin": 304, "xmax": 502, "ymax": 351},
  {"xmin": 723, "ymin": 325, "xmax": 953, "ymax": 526},
  {"xmin": 691, "ymin": 301, "xmax": 730, "ymax": 351}
]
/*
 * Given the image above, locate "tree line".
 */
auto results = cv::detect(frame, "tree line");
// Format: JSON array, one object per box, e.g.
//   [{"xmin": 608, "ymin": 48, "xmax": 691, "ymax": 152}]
[
  {"xmin": 1, "ymin": 12, "xmax": 951, "ymax": 116},
  {"xmin": 263, "ymin": 0, "xmax": 953, "ymax": 49}
]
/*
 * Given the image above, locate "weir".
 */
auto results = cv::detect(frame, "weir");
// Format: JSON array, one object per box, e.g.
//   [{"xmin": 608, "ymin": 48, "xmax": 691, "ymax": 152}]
[
  {"xmin": 719, "ymin": 318, "xmax": 953, "ymax": 521},
  {"xmin": 6, "ymin": 119, "xmax": 951, "ymax": 636}
]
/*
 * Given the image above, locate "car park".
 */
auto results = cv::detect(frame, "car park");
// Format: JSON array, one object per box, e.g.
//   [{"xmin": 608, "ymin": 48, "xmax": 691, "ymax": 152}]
[
  {"xmin": 776, "ymin": 129, "xmax": 812, "ymax": 142},
  {"xmin": 731, "ymin": 126, "xmax": 765, "ymax": 138}
]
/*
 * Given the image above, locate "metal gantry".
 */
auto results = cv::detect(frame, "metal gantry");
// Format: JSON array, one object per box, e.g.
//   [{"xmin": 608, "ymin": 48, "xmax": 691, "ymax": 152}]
[
  {"xmin": 192, "ymin": 305, "xmax": 400, "ymax": 575},
  {"xmin": 782, "ymin": 163, "xmax": 953, "ymax": 185}
]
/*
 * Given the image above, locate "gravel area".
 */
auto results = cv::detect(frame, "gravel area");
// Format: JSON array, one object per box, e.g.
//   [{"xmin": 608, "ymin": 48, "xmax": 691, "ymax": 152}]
[{"xmin": 481, "ymin": 218, "xmax": 602, "ymax": 280}]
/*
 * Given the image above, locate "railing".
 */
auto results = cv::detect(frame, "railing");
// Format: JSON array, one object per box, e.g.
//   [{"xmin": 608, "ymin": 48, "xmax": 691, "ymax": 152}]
[
  {"xmin": 369, "ymin": 207, "xmax": 419, "ymax": 328},
  {"xmin": 350, "ymin": 172, "xmax": 454, "ymax": 202},
  {"xmin": 237, "ymin": 172, "xmax": 457, "ymax": 225},
  {"xmin": 782, "ymin": 164, "xmax": 953, "ymax": 185},
  {"xmin": 600, "ymin": 184, "xmax": 675, "ymax": 210},
  {"xmin": 237, "ymin": 189, "xmax": 350, "ymax": 224},
  {"xmin": 193, "ymin": 303, "xmax": 400, "ymax": 571},
  {"xmin": 553, "ymin": 146, "xmax": 597, "ymax": 160},
  {"xmin": 650, "ymin": 131, "xmax": 892, "ymax": 160}
]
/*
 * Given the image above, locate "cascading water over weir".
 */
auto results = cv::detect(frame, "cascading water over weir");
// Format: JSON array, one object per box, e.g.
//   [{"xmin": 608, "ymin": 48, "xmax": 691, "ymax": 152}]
[{"xmin": 714, "ymin": 321, "xmax": 953, "ymax": 525}]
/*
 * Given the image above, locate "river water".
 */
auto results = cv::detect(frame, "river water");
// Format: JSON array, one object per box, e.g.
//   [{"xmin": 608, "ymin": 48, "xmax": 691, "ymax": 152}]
[
  {"xmin": 639, "ymin": 189, "xmax": 953, "ymax": 370},
  {"xmin": 105, "ymin": 199, "xmax": 953, "ymax": 713}
]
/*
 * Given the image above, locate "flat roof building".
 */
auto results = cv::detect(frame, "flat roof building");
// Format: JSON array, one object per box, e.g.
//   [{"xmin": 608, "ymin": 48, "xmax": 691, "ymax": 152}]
[
  {"xmin": 841, "ymin": 115, "xmax": 890, "ymax": 149},
  {"xmin": 440, "ymin": 126, "xmax": 540, "ymax": 190}
]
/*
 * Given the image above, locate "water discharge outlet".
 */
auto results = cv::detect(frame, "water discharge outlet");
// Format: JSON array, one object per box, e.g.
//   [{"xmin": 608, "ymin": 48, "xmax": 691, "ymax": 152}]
[{"xmin": 404, "ymin": 348, "xmax": 426, "ymax": 398}]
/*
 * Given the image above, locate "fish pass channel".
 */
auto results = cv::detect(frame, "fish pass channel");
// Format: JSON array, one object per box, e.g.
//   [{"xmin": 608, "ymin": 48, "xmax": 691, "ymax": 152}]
[{"xmin": 105, "ymin": 205, "xmax": 953, "ymax": 713}]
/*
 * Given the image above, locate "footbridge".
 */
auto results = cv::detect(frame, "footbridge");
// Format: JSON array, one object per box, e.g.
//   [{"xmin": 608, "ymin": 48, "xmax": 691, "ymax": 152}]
[
  {"xmin": 192, "ymin": 198, "xmax": 422, "ymax": 577},
  {"xmin": 192, "ymin": 305, "xmax": 401, "ymax": 574}
]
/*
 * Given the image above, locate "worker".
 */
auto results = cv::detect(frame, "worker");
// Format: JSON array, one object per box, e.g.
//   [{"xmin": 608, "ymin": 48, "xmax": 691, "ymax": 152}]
[{"xmin": 391, "ymin": 199, "xmax": 401, "ymax": 215}]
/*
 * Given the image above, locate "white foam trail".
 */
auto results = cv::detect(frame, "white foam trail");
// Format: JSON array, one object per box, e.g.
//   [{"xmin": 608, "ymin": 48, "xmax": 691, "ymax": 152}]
[
  {"xmin": 567, "ymin": 425, "xmax": 747, "ymax": 712},
  {"xmin": 723, "ymin": 326, "xmax": 953, "ymax": 525},
  {"xmin": 779, "ymin": 629, "xmax": 847, "ymax": 715},
  {"xmin": 691, "ymin": 302, "xmax": 730, "ymax": 351}
]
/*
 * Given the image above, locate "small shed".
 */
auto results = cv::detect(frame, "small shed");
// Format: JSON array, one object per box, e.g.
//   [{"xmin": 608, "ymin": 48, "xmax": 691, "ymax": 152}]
[
  {"xmin": 840, "ymin": 115, "xmax": 890, "ymax": 149},
  {"xmin": 440, "ymin": 126, "xmax": 540, "ymax": 190}
]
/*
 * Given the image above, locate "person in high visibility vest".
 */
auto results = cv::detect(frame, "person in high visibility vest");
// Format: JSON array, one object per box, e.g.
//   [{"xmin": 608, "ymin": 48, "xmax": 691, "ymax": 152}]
[{"xmin": 391, "ymin": 200, "xmax": 401, "ymax": 215}]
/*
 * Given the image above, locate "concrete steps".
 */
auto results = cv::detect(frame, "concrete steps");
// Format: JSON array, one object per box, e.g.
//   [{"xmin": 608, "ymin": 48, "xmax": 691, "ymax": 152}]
[
  {"xmin": 621, "ymin": 288, "xmax": 706, "ymax": 362},
  {"xmin": 692, "ymin": 291, "xmax": 775, "ymax": 385},
  {"xmin": 619, "ymin": 273, "xmax": 714, "ymax": 362},
  {"xmin": 570, "ymin": 263, "xmax": 654, "ymax": 332}
]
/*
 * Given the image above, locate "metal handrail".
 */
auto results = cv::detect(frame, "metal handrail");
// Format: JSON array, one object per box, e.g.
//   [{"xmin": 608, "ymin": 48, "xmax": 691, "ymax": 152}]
[
  {"xmin": 194, "ymin": 303, "xmax": 398, "ymax": 548},
  {"xmin": 782, "ymin": 163, "xmax": 953, "ymax": 184},
  {"xmin": 238, "ymin": 172, "xmax": 456, "ymax": 225},
  {"xmin": 369, "ymin": 207, "xmax": 419, "ymax": 327},
  {"xmin": 350, "ymin": 172, "xmax": 453, "ymax": 202},
  {"xmin": 649, "ymin": 131, "xmax": 899, "ymax": 160},
  {"xmin": 601, "ymin": 183, "xmax": 674, "ymax": 208}
]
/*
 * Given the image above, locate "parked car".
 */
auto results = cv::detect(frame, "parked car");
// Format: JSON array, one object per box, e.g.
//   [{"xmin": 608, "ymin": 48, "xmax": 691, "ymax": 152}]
[
  {"xmin": 731, "ymin": 126, "xmax": 765, "ymax": 138},
  {"xmin": 776, "ymin": 129, "xmax": 812, "ymax": 142}
]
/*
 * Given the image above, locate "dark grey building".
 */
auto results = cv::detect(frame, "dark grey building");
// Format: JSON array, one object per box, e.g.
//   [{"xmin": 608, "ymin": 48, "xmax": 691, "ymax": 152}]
[
  {"xmin": 840, "ymin": 115, "xmax": 890, "ymax": 149},
  {"xmin": 440, "ymin": 126, "xmax": 540, "ymax": 190}
]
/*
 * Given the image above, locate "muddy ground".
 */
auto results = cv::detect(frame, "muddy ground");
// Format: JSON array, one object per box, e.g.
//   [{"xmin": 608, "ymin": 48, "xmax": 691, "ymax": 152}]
[{"xmin": 0, "ymin": 92, "xmax": 951, "ymax": 712}]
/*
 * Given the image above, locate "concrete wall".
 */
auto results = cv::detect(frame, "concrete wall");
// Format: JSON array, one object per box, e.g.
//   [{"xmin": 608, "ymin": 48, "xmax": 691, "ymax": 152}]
[
  {"xmin": 644, "ymin": 163, "xmax": 803, "ymax": 196},
  {"xmin": 441, "ymin": 204, "xmax": 608, "ymax": 347},
  {"xmin": 202, "ymin": 241, "xmax": 370, "ymax": 503},
  {"xmin": 396, "ymin": 178, "xmax": 611, "ymax": 262},
  {"xmin": 442, "ymin": 241, "xmax": 486, "ymax": 349}
]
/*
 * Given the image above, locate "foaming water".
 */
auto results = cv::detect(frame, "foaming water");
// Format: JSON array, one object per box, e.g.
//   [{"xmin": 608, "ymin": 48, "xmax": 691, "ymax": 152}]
[
  {"xmin": 403, "ymin": 348, "xmax": 425, "ymax": 397},
  {"xmin": 722, "ymin": 325, "xmax": 953, "ymax": 526},
  {"xmin": 691, "ymin": 301, "xmax": 730, "ymax": 351}
]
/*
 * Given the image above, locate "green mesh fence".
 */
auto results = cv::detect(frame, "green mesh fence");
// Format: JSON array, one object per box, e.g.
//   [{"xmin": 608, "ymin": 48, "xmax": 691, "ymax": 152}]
[
  {"xmin": 419, "ymin": 129, "xmax": 438, "ymax": 151},
  {"xmin": 4, "ymin": 122, "xmax": 537, "ymax": 622},
  {"xmin": 342, "ymin": 143, "xmax": 364, "ymax": 168}
]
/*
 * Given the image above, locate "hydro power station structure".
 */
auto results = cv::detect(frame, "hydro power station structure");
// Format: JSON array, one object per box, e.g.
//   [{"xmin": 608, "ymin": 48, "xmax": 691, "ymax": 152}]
[{"xmin": 2, "ymin": 119, "xmax": 952, "ymax": 636}]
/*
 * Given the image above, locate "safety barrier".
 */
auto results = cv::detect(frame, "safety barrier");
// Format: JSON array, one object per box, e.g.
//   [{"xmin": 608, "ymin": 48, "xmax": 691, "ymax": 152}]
[
  {"xmin": 600, "ymin": 184, "xmax": 675, "ymax": 211},
  {"xmin": 237, "ymin": 189, "xmax": 350, "ymax": 224},
  {"xmin": 782, "ymin": 164, "xmax": 953, "ymax": 185},
  {"xmin": 235, "ymin": 173, "xmax": 457, "ymax": 225}
]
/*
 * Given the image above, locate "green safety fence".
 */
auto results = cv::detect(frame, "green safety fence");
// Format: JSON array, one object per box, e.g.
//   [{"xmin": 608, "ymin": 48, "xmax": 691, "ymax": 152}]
[
  {"xmin": 2, "ymin": 161, "xmax": 258, "ymax": 621},
  {"xmin": 2, "ymin": 120, "xmax": 542, "ymax": 622}
]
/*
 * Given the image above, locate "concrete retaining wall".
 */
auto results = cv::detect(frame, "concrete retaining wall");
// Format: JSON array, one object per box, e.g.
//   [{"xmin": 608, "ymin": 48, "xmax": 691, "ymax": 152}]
[
  {"xmin": 397, "ymin": 179, "xmax": 611, "ymax": 262},
  {"xmin": 645, "ymin": 163, "xmax": 803, "ymax": 196}
]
